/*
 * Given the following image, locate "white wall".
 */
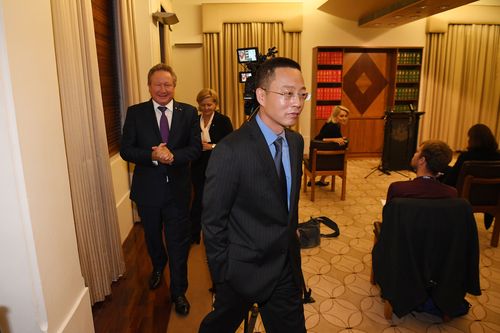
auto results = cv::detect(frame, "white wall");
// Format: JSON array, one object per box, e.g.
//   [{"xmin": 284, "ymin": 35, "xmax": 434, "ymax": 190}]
[{"xmin": 0, "ymin": 0, "xmax": 93, "ymax": 332}]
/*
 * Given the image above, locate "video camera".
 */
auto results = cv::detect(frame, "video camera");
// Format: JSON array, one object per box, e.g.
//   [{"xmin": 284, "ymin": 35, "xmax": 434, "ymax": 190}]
[{"xmin": 237, "ymin": 46, "xmax": 278, "ymax": 116}]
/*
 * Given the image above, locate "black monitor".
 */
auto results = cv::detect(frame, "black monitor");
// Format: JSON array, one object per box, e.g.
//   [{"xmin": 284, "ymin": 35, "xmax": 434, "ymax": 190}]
[
  {"xmin": 237, "ymin": 47, "xmax": 259, "ymax": 63},
  {"xmin": 239, "ymin": 71, "xmax": 253, "ymax": 83}
]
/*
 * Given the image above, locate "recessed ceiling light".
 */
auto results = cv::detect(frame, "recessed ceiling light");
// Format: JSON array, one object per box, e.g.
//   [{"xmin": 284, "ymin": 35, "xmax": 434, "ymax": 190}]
[
  {"xmin": 441, "ymin": 6, "xmax": 448, "ymax": 10},
  {"xmin": 394, "ymin": 15, "xmax": 402, "ymax": 19}
]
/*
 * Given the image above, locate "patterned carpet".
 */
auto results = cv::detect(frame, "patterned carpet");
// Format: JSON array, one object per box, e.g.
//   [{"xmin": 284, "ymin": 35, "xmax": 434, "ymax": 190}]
[{"xmin": 239, "ymin": 158, "xmax": 500, "ymax": 333}]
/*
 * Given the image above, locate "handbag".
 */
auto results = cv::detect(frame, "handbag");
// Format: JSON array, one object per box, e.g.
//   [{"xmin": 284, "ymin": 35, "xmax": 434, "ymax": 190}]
[{"xmin": 298, "ymin": 216, "xmax": 340, "ymax": 249}]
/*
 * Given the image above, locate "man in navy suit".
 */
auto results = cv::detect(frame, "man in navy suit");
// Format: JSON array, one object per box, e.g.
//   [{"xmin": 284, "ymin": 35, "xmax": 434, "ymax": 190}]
[
  {"xmin": 199, "ymin": 57, "xmax": 307, "ymax": 332},
  {"xmin": 120, "ymin": 64, "xmax": 201, "ymax": 315}
]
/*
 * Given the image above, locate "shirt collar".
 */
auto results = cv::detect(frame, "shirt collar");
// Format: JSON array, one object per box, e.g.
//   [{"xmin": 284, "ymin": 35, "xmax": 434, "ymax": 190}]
[
  {"xmin": 255, "ymin": 114, "xmax": 285, "ymax": 146},
  {"xmin": 152, "ymin": 99, "xmax": 174, "ymax": 112}
]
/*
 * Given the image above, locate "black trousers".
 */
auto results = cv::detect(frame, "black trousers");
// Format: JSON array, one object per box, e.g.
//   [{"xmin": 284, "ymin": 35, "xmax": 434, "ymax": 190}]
[
  {"xmin": 137, "ymin": 189, "xmax": 190, "ymax": 297},
  {"xmin": 189, "ymin": 171, "xmax": 205, "ymax": 241},
  {"xmin": 199, "ymin": 260, "xmax": 306, "ymax": 333}
]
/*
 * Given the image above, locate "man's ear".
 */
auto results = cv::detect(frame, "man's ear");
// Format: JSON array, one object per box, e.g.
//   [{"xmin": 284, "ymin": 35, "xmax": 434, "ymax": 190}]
[
  {"xmin": 420, "ymin": 156, "xmax": 427, "ymax": 167},
  {"xmin": 255, "ymin": 87, "xmax": 266, "ymax": 106}
]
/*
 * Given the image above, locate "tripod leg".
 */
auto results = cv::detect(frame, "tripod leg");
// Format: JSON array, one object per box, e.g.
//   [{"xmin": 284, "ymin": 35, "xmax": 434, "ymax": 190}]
[
  {"xmin": 245, "ymin": 304, "xmax": 259, "ymax": 333},
  {"xmin": 300, "ymin": 268, "xmax": 315, "ymax": 304}
]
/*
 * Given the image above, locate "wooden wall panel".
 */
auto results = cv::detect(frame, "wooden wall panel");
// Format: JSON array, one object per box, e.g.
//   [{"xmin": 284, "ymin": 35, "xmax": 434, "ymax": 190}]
[{"xmin": 92, "ymin": 0, "xmax": 121, "ymax": 155}]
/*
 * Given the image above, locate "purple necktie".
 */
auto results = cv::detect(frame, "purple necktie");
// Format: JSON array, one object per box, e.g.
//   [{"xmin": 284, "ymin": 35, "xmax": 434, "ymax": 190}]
[{"xmin": 158, "ymin": 106, "xmax": 169, "ymax": 143}]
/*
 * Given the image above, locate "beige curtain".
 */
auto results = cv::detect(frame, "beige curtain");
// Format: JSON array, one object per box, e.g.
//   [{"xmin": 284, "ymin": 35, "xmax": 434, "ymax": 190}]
[
  {"xmin": 51, "ymin": 0, "xmax": 125, "ymax": 304},
  {"xmin": 116, "ymin": 0, "xmax": 142, "ymax": 107},
  {"xmin": 420, "ymin": 24, "xmax": 500, "ymax": 150},
  {"xmin": 203, "ymin": 22, "xmax": 301, "ymax": 129},
  {"xmin": 117, "ymin": 0, "xmax": 142, "ymax": 224}
]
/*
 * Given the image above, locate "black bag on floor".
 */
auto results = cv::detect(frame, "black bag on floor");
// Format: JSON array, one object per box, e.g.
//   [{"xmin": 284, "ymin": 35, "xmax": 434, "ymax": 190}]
[{"xmin": 298, "ymin": 216, "xmax": 340, "ymax": 249}]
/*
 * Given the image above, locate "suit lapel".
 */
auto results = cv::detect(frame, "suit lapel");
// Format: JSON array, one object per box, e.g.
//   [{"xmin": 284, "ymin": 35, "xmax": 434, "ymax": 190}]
[
  {"xmin": 146, "ymin": 100, "xmax": 162, "ymax": 143},
  {"xmin": 169, "ymin": 100, "xmax": 183, "ymax": 145},
  {"xmin": 248, "ymin": 118, "xmax": 290, "ymax": 215},
  {"xmin": 247, "ymin": 118, "xmax": 278, "ymax": 182},
  {"xmin": 286, "ymin": 130, "xmax": 302, "ymax": 217}
]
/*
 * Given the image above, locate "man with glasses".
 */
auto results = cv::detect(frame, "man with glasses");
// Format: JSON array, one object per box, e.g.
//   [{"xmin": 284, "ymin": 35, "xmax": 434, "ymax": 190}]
[{"xmin": 199, "ymin": 57, "xmax": 307, "ymax": 333}]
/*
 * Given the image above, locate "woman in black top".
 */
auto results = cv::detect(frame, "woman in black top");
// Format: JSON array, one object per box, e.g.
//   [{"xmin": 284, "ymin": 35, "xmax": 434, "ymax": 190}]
[
  {"xmin": 443, "ymin": 123, "xmax": 500, "ymax": 229},
  {"xmin": 190, "ymin": 89, "xmax": 233, "ymax": 243},
  {"xmin": 444, "ymin": 124, "xmax": 500, "ymax": 186},
  {"xmin": 310, "ymin": 105, "xmax": 349, "ymax": 186}
]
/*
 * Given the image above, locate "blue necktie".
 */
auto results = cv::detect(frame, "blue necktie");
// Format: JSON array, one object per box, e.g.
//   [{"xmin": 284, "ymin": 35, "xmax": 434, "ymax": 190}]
[
  {"xmin": 273, "ymin": 137, "xmax": 288, "ymax": 207},
  {"xmin": 158, "ymin": 106, "xmax": 169, "ymax": 143}
]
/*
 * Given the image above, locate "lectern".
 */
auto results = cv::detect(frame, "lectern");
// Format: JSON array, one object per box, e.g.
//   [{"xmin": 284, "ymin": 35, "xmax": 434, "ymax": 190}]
[{"xmin": 381, "ymin": 111, "xmax": 424, "ymax": 171}]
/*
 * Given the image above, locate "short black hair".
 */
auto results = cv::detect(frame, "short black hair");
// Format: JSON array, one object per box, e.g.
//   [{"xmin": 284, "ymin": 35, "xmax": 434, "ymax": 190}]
[
  {"xmin": 254, "ymin": 57, "xmax": 301, "ymax": 89},
  {"xmin": 420, "ymin": 140, "xmax": 453, "ymax": 174}
]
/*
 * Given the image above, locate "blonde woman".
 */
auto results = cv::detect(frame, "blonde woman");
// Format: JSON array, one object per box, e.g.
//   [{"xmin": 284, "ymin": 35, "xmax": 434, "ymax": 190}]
[
  {"xmin": 309, "ymin": 105, "xmax": 349, "ymax": 186},
  {"xmin": 190, "ymin": 88, "xmax": 233, "ymax": 244}
]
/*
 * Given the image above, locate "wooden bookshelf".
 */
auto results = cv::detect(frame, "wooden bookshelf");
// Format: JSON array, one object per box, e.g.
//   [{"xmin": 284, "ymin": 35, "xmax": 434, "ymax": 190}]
[{"xmin": 310, "ymin": 46, "xmax": 423, "ymax": 157}]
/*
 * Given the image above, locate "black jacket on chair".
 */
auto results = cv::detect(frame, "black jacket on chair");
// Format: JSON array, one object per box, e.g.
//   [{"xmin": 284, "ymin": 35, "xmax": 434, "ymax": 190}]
[{"xmin": 372, "ymin": 198, "xmax": 481, "ymax": 318}]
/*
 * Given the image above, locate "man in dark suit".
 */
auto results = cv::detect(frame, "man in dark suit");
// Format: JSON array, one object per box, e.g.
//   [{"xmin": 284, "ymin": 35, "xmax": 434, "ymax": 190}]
[
  {"xmin": 120, "ymin": 63, "xmax": 201, "ymax": 315},
  {"xmin": 199, "ymin": 57, "xmax": 307, "ymax": 333}
]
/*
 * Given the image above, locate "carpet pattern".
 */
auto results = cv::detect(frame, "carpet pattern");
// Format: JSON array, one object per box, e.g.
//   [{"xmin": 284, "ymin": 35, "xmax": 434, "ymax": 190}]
[{"xmin": 239, "ymin": 158, "xmax": 500, "ymax": 333}]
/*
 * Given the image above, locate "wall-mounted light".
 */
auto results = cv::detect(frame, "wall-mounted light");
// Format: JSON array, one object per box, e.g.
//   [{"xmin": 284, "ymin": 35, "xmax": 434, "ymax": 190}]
[{"xmin": 152, "ymin": 11, "xmax": 179, "ymax": 31}]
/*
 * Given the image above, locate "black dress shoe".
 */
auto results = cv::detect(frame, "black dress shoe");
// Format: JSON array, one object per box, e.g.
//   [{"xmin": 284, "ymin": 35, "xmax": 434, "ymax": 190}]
[
  {"xmin": 173, "ymin": 295, "xmax": 190, "ymax": 315},
  {"xmin": 148, "ymin": 270, "xmax": 163, "ymax": 290},
  {"xmin": 316, "ymin": 180, "xmax": 330, "ymax": 187}
]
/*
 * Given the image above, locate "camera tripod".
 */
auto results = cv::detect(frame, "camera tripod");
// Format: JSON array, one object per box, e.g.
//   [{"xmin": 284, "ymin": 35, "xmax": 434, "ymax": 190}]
[{"xmin": 365, "ymin": 164, "xmax": 411, "ymax": 179}]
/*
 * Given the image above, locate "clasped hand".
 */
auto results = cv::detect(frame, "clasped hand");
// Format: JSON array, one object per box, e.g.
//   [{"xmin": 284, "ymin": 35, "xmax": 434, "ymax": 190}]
[{"xmin": 152, "ymin": 143, "xmax": 174, "ymax": 165}]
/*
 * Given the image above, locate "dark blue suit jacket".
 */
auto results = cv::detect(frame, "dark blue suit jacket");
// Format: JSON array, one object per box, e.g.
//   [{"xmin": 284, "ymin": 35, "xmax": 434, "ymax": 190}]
[{"xmin": 120, "ymin": 99, "xmax": 201, "ymax": 208}]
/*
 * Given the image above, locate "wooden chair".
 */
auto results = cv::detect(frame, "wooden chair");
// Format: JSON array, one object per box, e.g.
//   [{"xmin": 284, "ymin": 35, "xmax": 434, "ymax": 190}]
[
  {"xmin": 371, "ymin": 198, "xmax": 481, "ymax": 320},
  {"xmin": 303, "ymin": 140, "xmax": 347, "ymax": 202},
  {"xmin": 455, "ymin": 160, "xmax": 500, "ymax": 247}
]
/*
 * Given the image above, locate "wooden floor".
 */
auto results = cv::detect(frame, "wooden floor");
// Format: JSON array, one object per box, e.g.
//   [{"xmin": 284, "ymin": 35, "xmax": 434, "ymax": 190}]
[{"xmin": 92, "ymin": 223, "xmax": 172, "ymax": 333}]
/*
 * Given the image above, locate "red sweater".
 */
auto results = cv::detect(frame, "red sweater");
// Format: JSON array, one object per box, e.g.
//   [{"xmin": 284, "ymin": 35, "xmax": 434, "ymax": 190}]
[{"xmin": 386, "ymin": 176, "xmax": 457, "ymax": 202}]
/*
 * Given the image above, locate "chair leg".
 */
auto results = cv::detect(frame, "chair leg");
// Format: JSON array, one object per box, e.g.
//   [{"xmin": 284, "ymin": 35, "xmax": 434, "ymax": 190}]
[
  {"xmin": 340, "ymin": 176, "xmax": 346, "ymax": 201},
  {"xmin": 331, "ymin": 176, "xmax": 336, "ymax": 192},
  {"xmin": 311, "ymin": 181, "xmax": 316, "ymax": 202},
  {"xmin": 384, "ymin": 300, "xmax": 393, "ymax": 320},
  {"xmin": 490, "ymin": 213, "xmax": 499, "ymax": 247},
  {"xmin": 303, "ymin": 173, "xmax": 307, "ymax": 193}
]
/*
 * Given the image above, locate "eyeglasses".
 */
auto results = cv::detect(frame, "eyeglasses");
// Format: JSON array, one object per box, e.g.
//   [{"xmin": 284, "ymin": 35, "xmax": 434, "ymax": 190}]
[{"xmin": 262, "ymin": 89, "xmax": 311, "ymax": 102}]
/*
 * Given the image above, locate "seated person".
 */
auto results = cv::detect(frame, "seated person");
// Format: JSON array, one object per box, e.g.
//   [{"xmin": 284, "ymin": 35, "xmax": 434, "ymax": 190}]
[
  {"xmin": 309, "ymin": 105, "xmax": 349, "ymax": 187},
  {"xmin": 384, "ymin": 140, "xmax": 472, "ymax": 318},
  {"xmin": 387, "ymin": 140, "xmax": 457, "ymax": 202},
  {"xmin": 442, "ymin": 123, "xmax": 500, "ymax": 229}
]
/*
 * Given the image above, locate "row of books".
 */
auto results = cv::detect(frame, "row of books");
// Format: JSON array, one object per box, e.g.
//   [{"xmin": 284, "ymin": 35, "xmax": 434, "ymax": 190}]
[
  {"xmin": 395, "ymin": 87, "xmax": 419, "ymax": 100},
  {"xmin": 315, "ymin": 106, "xmax": 333, "ymax": 119},
  {"xmin": 392, "ymin": 104, "xmax": 417, "ymax": 112},
  {"xmin": 317, "ymin": 51, "xmax": 343, "ymax": 65},
  {"xmin": 396, "ymin": 69, "xmax": 420, "ymax": 83},
  {"xmin": 316, "ymin": 87, "xmax": 342, "ymax": 100},
  {"xmin": 316, "ymin": 70, "xmax": 342, "ymax": 83},
  {"xmin": 397, "ymin": 51, "xmax": 421, "ymax": 65}
]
